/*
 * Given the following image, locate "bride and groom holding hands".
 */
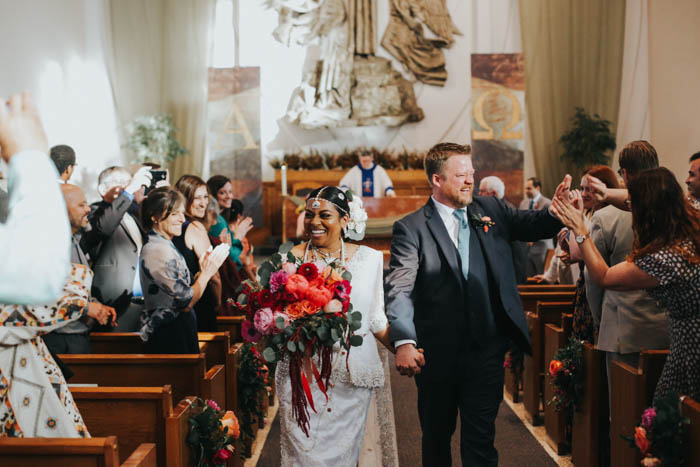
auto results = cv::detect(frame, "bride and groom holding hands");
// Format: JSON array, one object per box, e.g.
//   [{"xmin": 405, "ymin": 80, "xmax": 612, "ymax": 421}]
[{"xmin": 279, "ymin": 142, "xmax": 569, "ymax": 466}]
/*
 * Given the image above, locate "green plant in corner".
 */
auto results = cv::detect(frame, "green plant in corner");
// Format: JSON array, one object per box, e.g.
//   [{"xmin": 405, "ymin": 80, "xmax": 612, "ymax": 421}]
[
  {"xmin": 123, "ymin": 114, "xmax": 189, "ymax": 166},
  {"xmin": 559, "ymin": 107, "xmax": 616, "ymax": 170}
]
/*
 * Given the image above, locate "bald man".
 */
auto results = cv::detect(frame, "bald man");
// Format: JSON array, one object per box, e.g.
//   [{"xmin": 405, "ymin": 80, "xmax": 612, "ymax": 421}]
[{"xmin": 42, "ymin": 184, "xmax": 116, "ymax": 355}]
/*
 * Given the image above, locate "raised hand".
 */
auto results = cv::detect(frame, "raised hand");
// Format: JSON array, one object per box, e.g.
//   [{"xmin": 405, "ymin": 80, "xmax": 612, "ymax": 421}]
[
  {"xmin": 584, "ymin": 174, "xmax": 608, "ymax": 204},
  {"xmin": 551, "ymin": 190, "xmax": 586, "ymax": 234},
  {"xmin": 199, "ymin": 243, "xmax": 229, "ymax": 278},
  {"xmin": 231, "ymin": 216, "xmax": 253, "ymax": 240},
  {"xmin": 549, "ymin": 174, "xmax": 573, "ymax": 216},
  {"xmin": 0, "ymin": 92, "xmax": 48, "ymax": 162}
]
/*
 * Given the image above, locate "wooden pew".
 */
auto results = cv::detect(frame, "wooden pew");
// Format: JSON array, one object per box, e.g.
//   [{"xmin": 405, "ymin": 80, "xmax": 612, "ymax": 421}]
[
  {"xmin": 217, "ymin": 316, "xmax": 245, "ymax": 343},
  {"xmin": 522, "ymin": 301, "xmax": 573, "ymax": 425},
  {"xmin": 543, "ymin": 313, "xmax": 573, "ymax": 454},
  {"xmin": 517, "ymin": 284, "xmax": 577, "ymax": 294},
  {"xmin": 682, "ymin": 397, "xmax": 700, "ymax": 465},
  {"xmin": 520, "ymin": 291, "xmax": 576, "ymax": 314},
  {"xmin": 0, "ymin": 436, "xmax": 156, "ymax": 467},
  {"xmin": 571, "ymin": 342, "xmax": 609, "ymax": 467},
  {"xmin": 71, "ymin": 385, "xmax": 183, "ymax": 467},
  {"xmin": 89, "ymin": 332, "xmax": 240, "ymax": 413},
  {"xmin": 60, "ymin": 353, "xmax": 225, "ymax": 410},
  {"xmin": 610, "ymin": 350, "xmax": 668, "ymax": 467}
]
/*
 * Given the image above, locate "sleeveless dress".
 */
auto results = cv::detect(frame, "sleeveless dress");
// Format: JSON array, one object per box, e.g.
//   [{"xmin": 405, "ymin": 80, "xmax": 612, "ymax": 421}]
[
  {"xmin": 277, "ymin": 245, "xmax": 388, "ymax": 466},
  {"xmin": 173, "ymin": 220, "xmax": 219, "ymax": 332},
  {"xmin": 634, "ymin": 240, "xmax": 700, "ymax": 401}
]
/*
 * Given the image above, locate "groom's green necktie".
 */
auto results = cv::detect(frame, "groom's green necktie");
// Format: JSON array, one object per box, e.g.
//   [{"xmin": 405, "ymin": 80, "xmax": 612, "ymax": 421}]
[{"xmin": 452, "ymin": 209, "xmax": 470, "ymax": 280}]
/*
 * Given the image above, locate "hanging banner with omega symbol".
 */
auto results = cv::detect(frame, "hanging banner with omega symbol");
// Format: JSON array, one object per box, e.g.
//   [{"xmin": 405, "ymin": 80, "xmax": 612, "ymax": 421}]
[{"xmin": 470, "ymin": 54, "xmax": 525, "ymax": 206}]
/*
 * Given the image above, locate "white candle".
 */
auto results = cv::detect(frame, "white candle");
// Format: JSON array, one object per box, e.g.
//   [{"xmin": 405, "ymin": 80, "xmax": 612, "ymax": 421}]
[{"xmin": 281, "ymin": 164, "xmax": 288, "ymax": 197}]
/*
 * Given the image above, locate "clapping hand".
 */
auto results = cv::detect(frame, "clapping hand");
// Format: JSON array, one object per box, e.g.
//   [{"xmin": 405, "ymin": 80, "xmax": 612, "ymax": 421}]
[
  {"xmin": 548, "ymin": 174, "xmax": 573, "ymax": 216},
  {"xmin": 584, "ymin": 175, "xmax": 608, "ymax": 204},
  {"xmin": 551, "ymin": 190, "xmax": 586, "ymax": 235},
  {"xmin": 218, "ymin": 228, "xmax": 232, "ymax": 245},
  {"xmin": 0, "ymin": 92, "xmax": 48, "ymax": 162},
  {"xmin": 199, "ymin": 243, "xmax": 229, "ymax": 278},
  {"xmin": 231, "ymin": 216, "xmax": 253, "ymax": 241}
]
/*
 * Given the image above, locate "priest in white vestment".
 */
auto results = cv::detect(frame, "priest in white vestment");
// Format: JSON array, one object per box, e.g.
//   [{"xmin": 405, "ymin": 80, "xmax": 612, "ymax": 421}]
[{"xmin": 339, "ymin": 152, "xmax": 396, "ymax": 198}]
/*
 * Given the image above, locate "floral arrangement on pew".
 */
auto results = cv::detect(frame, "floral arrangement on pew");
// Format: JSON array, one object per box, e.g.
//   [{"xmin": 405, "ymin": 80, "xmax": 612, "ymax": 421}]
[
  {"xmin": 547, "ymin": 338, "xmax": 584, "ymax": 412},
  {"xmin": 503, "ymin": 341, "xmax": 524, "ymax": 377},
  {"xmin": 237, "ymin": 343, "xmax": 269, "ymax": 453},
  {"xmin": 232, "ymin": 241, "xmax": 363, "ymax": 437},
  {"xmin": 624, "ymin": 392, "xmax": 690, "ymax": 467},
  {"xmin": 186, "ymin": 398, "xmax": 239, "ymax": 467}
]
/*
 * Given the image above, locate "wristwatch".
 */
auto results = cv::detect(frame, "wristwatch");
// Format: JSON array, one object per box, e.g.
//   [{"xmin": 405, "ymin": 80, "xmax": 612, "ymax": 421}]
[{"xmin": 575, "ymin": 233, "xmax": 590, "ymax": 244}]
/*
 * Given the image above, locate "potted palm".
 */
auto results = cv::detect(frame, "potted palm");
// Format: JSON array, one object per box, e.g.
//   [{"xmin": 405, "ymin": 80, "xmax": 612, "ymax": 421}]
[{"xmin": 559, "ymin": 107, "xmax": 616, "ymax": 170}]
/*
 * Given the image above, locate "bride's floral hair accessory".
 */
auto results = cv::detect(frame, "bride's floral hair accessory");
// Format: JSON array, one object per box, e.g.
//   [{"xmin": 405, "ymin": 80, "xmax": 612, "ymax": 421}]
[
  {"xmin": 344, "ymin": 190, "xmax": 367, "ymax": 241},
  {"xmin": 305, "ymin": 186, "xmax": 368, "ymax": 241}
]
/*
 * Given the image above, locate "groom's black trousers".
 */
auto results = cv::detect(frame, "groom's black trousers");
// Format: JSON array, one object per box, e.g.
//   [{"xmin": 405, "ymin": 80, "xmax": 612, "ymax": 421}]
[{"xmin": 415, "ymin": 333, "xmax": 508, "ymax": 467}]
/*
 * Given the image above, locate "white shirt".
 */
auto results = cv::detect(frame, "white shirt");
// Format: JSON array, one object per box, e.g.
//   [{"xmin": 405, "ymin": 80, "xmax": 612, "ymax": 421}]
[
  {"xmin": 395, "ymin": 196, "xmax": 467, "ymax": 349},
  {"xmin": 0, "ymin": 151, "xmax": 71, "ymax": 304}
]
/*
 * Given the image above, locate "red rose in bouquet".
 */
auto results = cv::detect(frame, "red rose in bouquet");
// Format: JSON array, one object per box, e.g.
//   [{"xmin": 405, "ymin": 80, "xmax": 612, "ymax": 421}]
[{"xmin": 298, "ymin": 262, "xmax": 319, "ymax": 281}]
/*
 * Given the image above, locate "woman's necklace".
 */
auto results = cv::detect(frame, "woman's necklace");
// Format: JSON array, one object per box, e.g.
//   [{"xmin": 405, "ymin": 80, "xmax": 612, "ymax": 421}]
[{"xmin": 304, "ymin": 238, "xmax": 346, "ymax": 267}]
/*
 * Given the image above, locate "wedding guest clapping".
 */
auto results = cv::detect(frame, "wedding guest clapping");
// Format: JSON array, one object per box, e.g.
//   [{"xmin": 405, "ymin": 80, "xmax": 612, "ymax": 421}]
[
  {"xmin": 0, "ymin": 92, "xmax": 71, "ymax": 304},
  {"xmin": 552, "ymin": 168, "xmax": 700, "ymax": 401},
  {"xmin": 138, "ymin": 187, "xmax": 228, "ymax": 353},
  {"xmin": 173, "ymin": 175, "xmax": 223, "ymax": 332}
]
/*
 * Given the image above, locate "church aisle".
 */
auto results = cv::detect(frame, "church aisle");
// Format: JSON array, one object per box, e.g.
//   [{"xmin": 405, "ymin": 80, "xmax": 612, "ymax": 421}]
[{"xmin": 256, "ymin": 346, "xmax": 561, "ymax": 466}]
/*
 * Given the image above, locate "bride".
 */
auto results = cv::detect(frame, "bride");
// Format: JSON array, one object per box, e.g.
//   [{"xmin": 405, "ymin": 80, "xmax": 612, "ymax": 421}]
[{"xmin": 277, "ymin": 186, "xmax": 394, "ymax": 466}]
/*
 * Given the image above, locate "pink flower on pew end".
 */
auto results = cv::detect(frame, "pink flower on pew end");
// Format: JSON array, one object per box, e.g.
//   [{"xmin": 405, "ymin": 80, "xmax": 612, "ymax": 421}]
[
  {"xmin": 206, "ymin": 399, "xmax": 221, "ymax": 411},
  {"xmin": 213, "ymin": 447, "xmax": 232, "ymax": 464},
  {"xmin": 503, "ymin": 356, "xmax": 512, "ymax": 368},
  {"xmin": 641, "ymin": 407, "xmax": 656, "ymax": 431},
  {"xmin": 641, "ymin": 457, "xmax": 661, "ymax": 467},
  {"xmin": 242, "ymin": 321, "xmax": 262, "ymax": 343}
]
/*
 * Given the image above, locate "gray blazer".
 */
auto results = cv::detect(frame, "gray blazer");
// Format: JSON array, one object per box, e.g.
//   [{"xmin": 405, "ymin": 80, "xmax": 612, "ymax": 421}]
[
  {"xmin": 585, "ymin": 205, "xmax": 669, "ymax": 353},
  {"xmin": 87, "ymin": 192, "xmax": 143, "ymax": 314}
]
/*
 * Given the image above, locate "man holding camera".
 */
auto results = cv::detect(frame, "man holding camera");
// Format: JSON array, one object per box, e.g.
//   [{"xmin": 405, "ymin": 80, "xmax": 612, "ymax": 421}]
[{"xmin": 86, "ymin": 166, "xmax": 155, "ymax": 331}]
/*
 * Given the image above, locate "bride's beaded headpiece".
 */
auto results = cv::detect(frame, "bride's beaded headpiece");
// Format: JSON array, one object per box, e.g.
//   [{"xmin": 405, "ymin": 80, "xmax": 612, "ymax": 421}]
[{"xmin": 306, "ymin": 187, "xmax": 367, "ymax": 240}]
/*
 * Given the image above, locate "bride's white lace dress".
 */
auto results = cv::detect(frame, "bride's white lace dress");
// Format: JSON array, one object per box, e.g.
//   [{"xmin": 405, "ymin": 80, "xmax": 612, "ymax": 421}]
[{"xmin": 276, "ymin": 245, "xmax": 388, "ymax": 466}]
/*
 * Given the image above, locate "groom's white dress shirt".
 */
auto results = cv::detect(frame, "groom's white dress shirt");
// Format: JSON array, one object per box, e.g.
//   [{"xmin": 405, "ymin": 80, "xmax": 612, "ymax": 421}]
[{"xmin": 0, "ymin": 150, "xmax": 71, "ymax": 304}]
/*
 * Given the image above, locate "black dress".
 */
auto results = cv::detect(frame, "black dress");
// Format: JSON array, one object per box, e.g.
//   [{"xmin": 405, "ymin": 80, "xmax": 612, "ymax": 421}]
[
  {"xmin": 172, "ymin": 220, "xmax": 219, "ymax": 332},
  {"xmin": 139, "ymin": 231, "xmax": 199, "ymax": 354}
]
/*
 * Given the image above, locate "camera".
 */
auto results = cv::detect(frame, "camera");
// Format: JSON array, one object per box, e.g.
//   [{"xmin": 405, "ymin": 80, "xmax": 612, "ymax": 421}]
[{"xmin": 145, "ymin": 169, "xmax": 167, "ymax": 194}]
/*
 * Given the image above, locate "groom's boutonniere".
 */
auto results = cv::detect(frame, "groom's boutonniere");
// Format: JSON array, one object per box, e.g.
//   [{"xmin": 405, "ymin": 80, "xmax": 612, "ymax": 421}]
[{"xmin": 471, "ymin": 213, "xmax": 496, "ymax": 233}]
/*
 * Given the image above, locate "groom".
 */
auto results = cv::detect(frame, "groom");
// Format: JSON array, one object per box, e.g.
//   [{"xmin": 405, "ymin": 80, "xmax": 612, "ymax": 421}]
[{"xmin": 385, "ymin": 142, "xmax": 569, "ymax": 466}]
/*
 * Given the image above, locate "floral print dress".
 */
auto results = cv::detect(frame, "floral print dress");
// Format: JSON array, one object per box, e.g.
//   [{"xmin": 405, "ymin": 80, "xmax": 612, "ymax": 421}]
[{"xmin": 0, "ymin": 264, "xmax": 91, "ymax": 437}]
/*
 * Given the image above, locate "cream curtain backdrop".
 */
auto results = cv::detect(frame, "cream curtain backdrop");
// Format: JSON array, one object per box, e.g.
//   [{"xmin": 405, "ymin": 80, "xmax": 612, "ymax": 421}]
[
  {"xmin": 104, "ymin": 0, "xmax": 215, "ymax": 180},
  {"xmin": 518, "ymin": 0, "xmax": 626, "ymax": 194},
  {"xmin": 615, "ymin": 0, "xmax": 650, "ymax": 166}
]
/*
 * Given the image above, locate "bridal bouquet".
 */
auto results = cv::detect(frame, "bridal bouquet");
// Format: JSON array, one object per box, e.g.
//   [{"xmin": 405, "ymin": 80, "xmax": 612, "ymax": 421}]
[{"xmin": 232, "ymin": 241, "xmax": 363, "ymax": 436}]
